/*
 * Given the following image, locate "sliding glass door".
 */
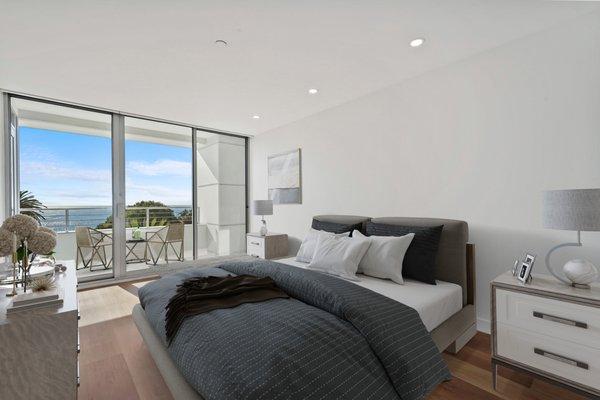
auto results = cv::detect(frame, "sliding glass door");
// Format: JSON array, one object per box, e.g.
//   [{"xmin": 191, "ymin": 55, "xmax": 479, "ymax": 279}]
[
  {"xmin": 10, "ymin": 97, "xmax": 115, "ymax": 281},
  {"xmin": 124, "ymin": 117, "xmax": 193, "ymax": 273},
  {"xmin": 6, "ymin": 94, "xmax": 248, "ymax": 283}
]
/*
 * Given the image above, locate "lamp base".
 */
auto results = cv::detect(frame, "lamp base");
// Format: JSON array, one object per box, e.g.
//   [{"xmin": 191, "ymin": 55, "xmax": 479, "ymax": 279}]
[
  {"xmin": 545, "ymin": 232, "xmax": 598, "ymax": 288},
  {"xmin": 571, "ymin": 283, "xmax": 591, "ymax": 290},
  {"xmin": 259, "ymin": 219, "xmax": 268, "ymax": 236},
  {"xmin": 563, "ymin": 259, "xmax": 598, "ymax": 289}
]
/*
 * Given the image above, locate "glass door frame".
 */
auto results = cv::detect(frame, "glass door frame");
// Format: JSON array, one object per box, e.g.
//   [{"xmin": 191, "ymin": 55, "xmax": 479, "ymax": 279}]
[
  {"xmin": 5, "ymin": 93, "xmax": 117, "ymax": 282},
  {"xmin": 3, "ymin": 91, "xmax": 249, "ymax": 284},
  {"xmin": 192, "ymin": 128, "xmax": 199, "ymax": 260},
  {"xmin": 112, "ymin": 114, "xmax": 126, "ymax": 280}
]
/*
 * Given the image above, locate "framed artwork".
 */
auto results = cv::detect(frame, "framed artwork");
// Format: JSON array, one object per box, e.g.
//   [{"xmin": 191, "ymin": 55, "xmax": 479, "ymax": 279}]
[{"xmin": 268, "ymin": 149, "xmax": 301, "ymax": 204}]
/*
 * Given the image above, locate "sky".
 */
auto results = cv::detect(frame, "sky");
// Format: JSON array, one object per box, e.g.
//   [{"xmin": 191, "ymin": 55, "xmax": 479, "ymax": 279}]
[{"xmin": 19, "ymin": 127, "xmax": 192, "ymax": 207}]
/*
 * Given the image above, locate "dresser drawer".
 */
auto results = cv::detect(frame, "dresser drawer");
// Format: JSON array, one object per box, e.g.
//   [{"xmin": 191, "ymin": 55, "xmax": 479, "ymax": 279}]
[
  {"xmin": 497, "ymin": 323, "xmax": 600, "ymax": 391},
  {"xmin": 496, "ymin": 288, "xmax": 600, "ymax": 349},
  {"xmin": 246, "ymin": 236, "xmax": 265, "ymax": 258}
]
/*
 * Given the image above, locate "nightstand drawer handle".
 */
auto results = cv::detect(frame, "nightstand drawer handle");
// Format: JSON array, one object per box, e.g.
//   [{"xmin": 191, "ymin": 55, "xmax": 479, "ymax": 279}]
[
  {"xmin": 532, "ymin": 311, "xmax": 587, "ymax": 329},
  {"xmin": 534, "ymin": 348, "xmax": 588, "ymax": 370},
  {"xmin": 250, "ymin": 241, "xmax": 260, "ymax": 246}
]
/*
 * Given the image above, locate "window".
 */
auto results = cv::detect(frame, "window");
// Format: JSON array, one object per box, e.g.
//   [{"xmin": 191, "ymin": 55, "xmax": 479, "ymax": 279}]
[
  {"xmin": 12, "ymin": 97, "xmax": 114, "ymax": 281},
  {"xmin": 6, "ymin": 95, "xmax": 247, "ymax": 283}
]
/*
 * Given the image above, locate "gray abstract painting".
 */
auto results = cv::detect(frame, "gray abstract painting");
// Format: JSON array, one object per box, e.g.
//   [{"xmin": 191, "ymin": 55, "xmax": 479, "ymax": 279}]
[{"xmin": 268, "ymin": 149, "xmax": 301, "ymax": 204}]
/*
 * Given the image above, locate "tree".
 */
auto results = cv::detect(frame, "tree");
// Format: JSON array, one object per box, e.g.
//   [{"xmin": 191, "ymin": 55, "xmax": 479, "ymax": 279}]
[
  {"xmin": 96, "ymin": 200, "xmax": 177, "ymax": 229},
  {"xmin": 19, "ymin": 190, "xmax": 46, "ymax": 223},
  {"xmin": 178, "ymin": 209, "xmax": 193, "ymax": 224}
]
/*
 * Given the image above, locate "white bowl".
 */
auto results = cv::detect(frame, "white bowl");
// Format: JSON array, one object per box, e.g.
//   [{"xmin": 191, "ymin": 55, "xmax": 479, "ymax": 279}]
[{"xmin": 563, "ymin": 259, "xmax": 599, "ymax": 285}]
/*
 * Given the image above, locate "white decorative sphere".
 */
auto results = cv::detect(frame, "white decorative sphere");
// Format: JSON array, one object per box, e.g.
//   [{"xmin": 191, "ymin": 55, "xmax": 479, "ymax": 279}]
[{"xmin": 563, "ymin": 259, "xmax": 599, "ymax": 285}]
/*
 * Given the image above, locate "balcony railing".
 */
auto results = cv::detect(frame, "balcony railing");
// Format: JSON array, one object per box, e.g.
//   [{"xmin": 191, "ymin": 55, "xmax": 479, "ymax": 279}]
[{"xmin": 20, "ymin": 205, "xmax": 192, "ymax": 233}]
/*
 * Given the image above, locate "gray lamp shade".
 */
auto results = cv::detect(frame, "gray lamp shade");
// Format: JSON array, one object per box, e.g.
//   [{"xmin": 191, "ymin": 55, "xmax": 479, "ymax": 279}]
[
  {"xmin": 251, "ymin": 200, "xmax": 273, "ymax": 216},
  {"xmin": 542, "ymin": 189, "xmax": 600, "ymax": 231}
]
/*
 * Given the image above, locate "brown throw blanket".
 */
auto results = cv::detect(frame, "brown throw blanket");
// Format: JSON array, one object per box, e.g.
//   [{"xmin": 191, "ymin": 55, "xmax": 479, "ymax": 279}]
[{"xmin": 165, "ymin": 274, "xmax": 289, "ymax": 344}]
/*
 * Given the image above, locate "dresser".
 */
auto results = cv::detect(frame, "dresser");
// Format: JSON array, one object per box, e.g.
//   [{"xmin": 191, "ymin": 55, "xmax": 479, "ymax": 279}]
[
  {"xmin": 491, "ymin": 271, "xmax": 600, "ymax": 398},
  {"xmin": 246, "ymin": 232, "xmax": 288, "ymax": 259},
  {"xmin": 0, "ymin": 265, "xmax": 79, "ymax": 400}
]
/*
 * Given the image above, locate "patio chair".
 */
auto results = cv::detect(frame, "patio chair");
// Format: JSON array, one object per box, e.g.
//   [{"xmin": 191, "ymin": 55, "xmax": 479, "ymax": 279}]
[
  {"xmin": 145, "ymin": 221, "xmax": 184, "ymax": 265},
  {"xmin": 75, "ymin": 227, "xmax": 113, "ymax": 271}
]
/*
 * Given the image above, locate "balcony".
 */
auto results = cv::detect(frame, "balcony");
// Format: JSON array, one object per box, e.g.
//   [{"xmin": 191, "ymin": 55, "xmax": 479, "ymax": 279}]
[
  {"xmin": 23, "ymin": 205, "xmax": 198, "ymax": 280},
  {"xmin": 12, "ymin": 97, "xmax": 248, "ymax": 283}
]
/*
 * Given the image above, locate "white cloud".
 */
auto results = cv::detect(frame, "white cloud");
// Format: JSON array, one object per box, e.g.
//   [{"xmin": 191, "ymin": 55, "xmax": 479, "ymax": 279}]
[
  {"xmin": 38, "ymin": 187, "xmax": 112, "ymax": 207},
  {"xmin": 126, "ymin": 182, "xmax": 191, "ymax": 205},
  {"xmin": 127, "ymin": 159, "xmax": 191, "ymax": 177},
  {"xmin": 21, "ymin": 161, "xmax": 111, "ymax": 182}
]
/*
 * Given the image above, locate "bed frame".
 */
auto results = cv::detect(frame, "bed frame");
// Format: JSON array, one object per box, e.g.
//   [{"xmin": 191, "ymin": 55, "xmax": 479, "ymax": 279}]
[
  {"xmin": 311, "ymin": 215, "xmax": 477, "ymax": 353},
  {"xmin": 133, "ymin": 215, "xmax": 476, "ymax": 399}
]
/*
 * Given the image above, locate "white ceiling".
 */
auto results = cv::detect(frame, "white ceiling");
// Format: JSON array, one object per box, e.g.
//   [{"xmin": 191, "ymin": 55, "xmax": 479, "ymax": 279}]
[
  {"xmin": 11, "ymin": 97, "xmax": 210, "ymax": 147},
  {"xmin": 1, "ymin": 1, "xmax": 599, "ymax": 136}
]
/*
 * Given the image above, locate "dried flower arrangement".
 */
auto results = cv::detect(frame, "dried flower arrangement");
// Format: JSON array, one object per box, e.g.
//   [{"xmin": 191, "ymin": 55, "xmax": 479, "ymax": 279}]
[
  {"xmin": 1, "ymin": 214, "xmax": 57, "ymax": 292},
  {"xmin": 0, "ymin": 228, "xmax": 16, "ymax": 257},
  {"xmin": 37, "ymin": 227, "xmax": 57, "ymax": 238},
  {"xmin": 2, "ymin": 214, "xmax": 39, "ymax": 241},
  {"xmin": 28, "ymin": 231, "xmax": 57, "ymax": 255}
]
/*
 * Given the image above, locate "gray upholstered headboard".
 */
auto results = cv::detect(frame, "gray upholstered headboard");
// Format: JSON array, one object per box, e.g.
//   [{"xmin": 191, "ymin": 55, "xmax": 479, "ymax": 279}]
[{"xmin": 312, "ymin": 215, "xmax": 472, "ymax": 306}]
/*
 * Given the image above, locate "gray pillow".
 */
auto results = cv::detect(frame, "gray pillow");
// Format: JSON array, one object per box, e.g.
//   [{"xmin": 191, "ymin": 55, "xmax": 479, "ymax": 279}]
[{"xmin": 311, "ymin": 219, "xmax": 364, "ymax": 236}]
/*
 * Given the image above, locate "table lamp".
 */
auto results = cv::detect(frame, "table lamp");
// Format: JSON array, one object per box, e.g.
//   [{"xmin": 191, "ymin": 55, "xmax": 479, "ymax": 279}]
[
  {"xmin": 542, "ymin": 189, "xmax": 600, "ymax": 288},
  {"xmin": 251, "ymin": 200, "xmax": 273, "ymax": 236}
]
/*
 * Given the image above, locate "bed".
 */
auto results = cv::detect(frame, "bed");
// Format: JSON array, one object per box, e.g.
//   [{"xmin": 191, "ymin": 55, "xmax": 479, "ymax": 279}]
[
  {"xmin": 133, "ymin": 215, "xmax": 476, "ymax": 400},
  {"xmin": 277, "ymin": 256, "xmax": 463, "ymax": 332}
]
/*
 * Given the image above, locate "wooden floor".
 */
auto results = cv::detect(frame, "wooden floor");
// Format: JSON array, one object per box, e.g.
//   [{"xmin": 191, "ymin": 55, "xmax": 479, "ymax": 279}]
[{"xmin": 78, "ymin": 283, "xmax": 587, "ymax": 400}]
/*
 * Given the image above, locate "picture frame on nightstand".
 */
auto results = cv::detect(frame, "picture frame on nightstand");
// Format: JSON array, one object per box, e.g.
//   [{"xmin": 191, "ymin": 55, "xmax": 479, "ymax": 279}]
[
  {"xmin": 512, "ymin": 253, "xmax": 536, "ymax": 284},
  {"xmin": 524, "ymin": 253, "xmax": 536, "ymax": 268},
  {"xmin": 517, "ymin": 261, "xmax": 533, "ymax": 284}
]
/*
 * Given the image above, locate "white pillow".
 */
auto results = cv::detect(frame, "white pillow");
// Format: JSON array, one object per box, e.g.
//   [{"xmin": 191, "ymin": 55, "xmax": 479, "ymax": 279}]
[
  {"xmin": 353, "ymin": 230, "xmax": 414, "ymax": 284},
  {"xmin": 307, "ymin": 234, "xmax": 371, "ymax": 281},
  {"xmin": 295, "ymin": 228, "xmax": 350, "ymax": 263}
]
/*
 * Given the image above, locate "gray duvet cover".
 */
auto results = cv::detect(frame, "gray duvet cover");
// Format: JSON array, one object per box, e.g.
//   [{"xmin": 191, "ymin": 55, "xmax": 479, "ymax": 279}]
[{"xmin": 138, "ymin": 259, "xmax": 450, "ymax": 400}]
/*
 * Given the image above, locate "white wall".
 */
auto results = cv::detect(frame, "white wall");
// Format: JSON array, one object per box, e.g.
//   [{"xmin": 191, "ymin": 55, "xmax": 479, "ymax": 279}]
[
  {"xmin": 250, "ymin": 11, "xmax": 600, "ymax": 332},
  {"xmin": 197, "ymin": 134, "xmax": 247, "ymax": 255}
]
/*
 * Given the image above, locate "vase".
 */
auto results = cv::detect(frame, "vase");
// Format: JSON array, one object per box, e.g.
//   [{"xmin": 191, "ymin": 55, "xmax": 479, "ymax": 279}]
[
  {"xmin": 21, "ymin": 242, "xmax": 29, "ymax": 293},
  {"xmin": 5, "ymin": 252, "xmax": 18, "ymax": 297}
]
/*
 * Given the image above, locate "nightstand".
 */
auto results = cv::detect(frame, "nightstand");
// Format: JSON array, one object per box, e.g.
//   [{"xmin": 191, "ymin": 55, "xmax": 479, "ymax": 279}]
[
  {"xmin": 491, "ymin": 271, "xmax": 600, "ymax": 398},
  {"xmin": 246, "ymin": 233, "xmax": 288, "ymax": 259}
]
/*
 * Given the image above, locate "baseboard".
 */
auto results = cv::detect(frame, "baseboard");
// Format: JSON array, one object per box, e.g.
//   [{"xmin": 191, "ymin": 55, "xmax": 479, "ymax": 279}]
[
  {"xmin": 477, "ymin": 318, "xmax": 491, "ymax": 334},
  {"xmin": 78, "ymin": 274, "xmax": 161, "ymax": 291}
]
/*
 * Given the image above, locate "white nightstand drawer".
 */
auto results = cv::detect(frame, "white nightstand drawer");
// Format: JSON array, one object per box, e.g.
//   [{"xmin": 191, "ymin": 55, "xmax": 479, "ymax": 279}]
[
  {"xmin": 497, "ymin": 323, "xmax": 600, "ymax": 391},
  {"xmin": 246, "ymin": 236, "xmax": 265, "ymax": 258},
  {"xmin": 246, "ymin": 233, "xmax": 288, "ymax": 259},
  {"xmin": 496, "ymin": 289, "xmax": 600, "ymax": 349}
]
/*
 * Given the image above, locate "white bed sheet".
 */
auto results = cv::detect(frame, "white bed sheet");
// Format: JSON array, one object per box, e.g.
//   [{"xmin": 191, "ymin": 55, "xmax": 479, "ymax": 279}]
[{"xmin": 276, "ymin": 257, "xmax": 462, "ymax": 332}]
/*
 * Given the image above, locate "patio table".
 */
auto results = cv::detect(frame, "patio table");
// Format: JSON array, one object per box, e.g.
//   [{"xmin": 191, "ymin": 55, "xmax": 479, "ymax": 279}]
[{"xmin": 125, "ymin": 239, "xmax": 148, "ymax": 264}]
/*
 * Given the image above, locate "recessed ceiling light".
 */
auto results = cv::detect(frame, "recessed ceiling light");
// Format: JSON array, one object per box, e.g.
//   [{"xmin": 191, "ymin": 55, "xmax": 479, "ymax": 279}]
[
  {"xmin": 215, "ymin": 39, "xmax": 228, "ymax": 46},
  {"xmin": 409, "ymin": 38, "xmax": 425, "ymax": 48},
  {"xmin": 308, "ymin": 88, "xmax": 319, "ymax": 94},
  {"xmin": 252, "ymin": 115, "xmax": 261, "ymax": 119}
]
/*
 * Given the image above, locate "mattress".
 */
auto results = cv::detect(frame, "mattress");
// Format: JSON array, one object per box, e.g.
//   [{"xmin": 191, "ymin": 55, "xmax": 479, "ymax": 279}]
[{"xmin": 277, "ymin": 257, "xmax": 463, "ymax": 332}]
